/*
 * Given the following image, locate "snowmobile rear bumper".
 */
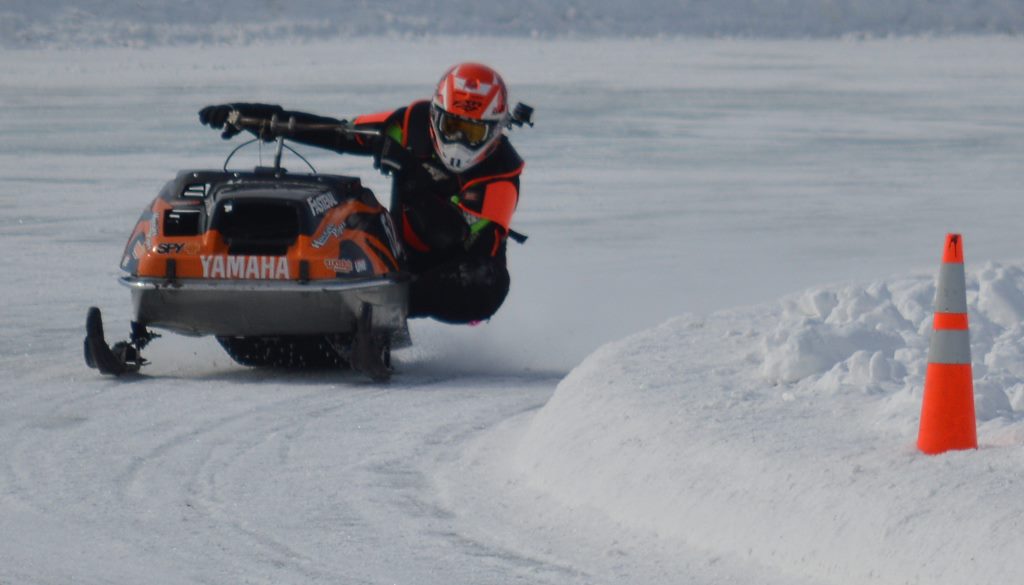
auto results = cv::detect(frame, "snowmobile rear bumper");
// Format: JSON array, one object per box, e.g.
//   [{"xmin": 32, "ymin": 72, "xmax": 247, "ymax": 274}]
[{"xmin": 120, "ymin": 276, "xmax": 408, "ymax": 337}]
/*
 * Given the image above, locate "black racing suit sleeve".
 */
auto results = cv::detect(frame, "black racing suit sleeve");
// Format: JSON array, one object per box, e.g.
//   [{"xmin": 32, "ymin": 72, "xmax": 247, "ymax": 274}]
[
  {"xmin": 271, "ymin": 109, "xmax": 378, "ymax": 155},
  {"xmin": 221, "ymin": 103, "xmax": 382, "ymax": 155}
]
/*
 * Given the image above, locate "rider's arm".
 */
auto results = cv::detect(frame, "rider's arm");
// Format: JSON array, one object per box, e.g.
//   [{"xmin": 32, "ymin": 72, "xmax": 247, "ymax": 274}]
[
  {"xmin": 454, "ymin": 177, "xmax": 521, "ymax": 257},
  {"xmin": 285, "ymin": 108, "xmax": 407, "ymax": 155},
  {"xmin": 272, "ymin": 109, "xmax": 360, "ymax": 153},
  {"xmin": 198, "ymin": 102, "xmax": 393, "ymax": 155}
]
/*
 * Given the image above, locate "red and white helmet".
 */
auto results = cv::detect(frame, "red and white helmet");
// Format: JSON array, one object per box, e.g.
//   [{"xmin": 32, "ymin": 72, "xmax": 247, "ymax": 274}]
[{"xmin": 429, "ymin": 63, "xmax": 510, "ymax": 173}]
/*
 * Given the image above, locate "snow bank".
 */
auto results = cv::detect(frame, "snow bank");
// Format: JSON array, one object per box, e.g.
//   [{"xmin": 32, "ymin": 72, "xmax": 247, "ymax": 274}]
[{"xmin": 516, "ymin": 261, "xmax": 1024, "ymax": 585}]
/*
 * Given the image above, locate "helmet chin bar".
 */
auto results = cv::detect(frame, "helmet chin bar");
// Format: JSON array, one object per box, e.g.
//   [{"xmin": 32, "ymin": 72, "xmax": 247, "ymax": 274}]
[
  {"xmin": 432, "ymin": 126, "xmax": 494, "ymax": 173},
  {"xmin": 436, "ymin": 144, "xmax": 474, "ymax": 172}
]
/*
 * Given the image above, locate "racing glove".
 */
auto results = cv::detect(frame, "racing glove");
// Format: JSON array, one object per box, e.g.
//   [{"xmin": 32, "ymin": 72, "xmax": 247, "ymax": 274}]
[
  {"xmin": 198, "ymin": 103, "xmax": 285, "ymax": 139},
  {"xmin": 372, "ymin": 134, "xmax": 416, "ymax": 176},
  {"xmin": 373, "ymin": 135, "xmax": 461, "ymax": 197}
]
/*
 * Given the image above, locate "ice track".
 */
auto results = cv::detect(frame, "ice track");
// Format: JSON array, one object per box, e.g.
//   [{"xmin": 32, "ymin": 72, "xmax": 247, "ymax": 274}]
[
  {"xmin": 2, "ymin": 357, "xmax": 573, "ymax": 583},
  {"xmin": 3, "ymin": 36, "xmax": 1024, "ymax": 584},
  {"xmin": 2, "ymin": 357, "xmax": 820, "ymax": 584}
]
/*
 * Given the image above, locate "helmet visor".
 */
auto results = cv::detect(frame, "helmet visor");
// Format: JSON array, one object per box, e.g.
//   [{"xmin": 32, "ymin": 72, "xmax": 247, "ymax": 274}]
[{"xmin": 436, "ymin": 111, "xmax": 495, "ymax": 146}]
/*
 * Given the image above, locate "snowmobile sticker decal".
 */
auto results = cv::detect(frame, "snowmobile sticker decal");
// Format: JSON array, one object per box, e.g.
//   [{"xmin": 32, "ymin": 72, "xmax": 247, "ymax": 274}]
[
  {"xmin": 323, "ymin": 258, "xmax": 369, "ymax": 274},
  {"xmin": 335, "ymin": 240, "xmax": 380, "ymax": 276},
  {"xmin": 200, "ymin": 255, "xmax": 290, "ymax": 279},
  {"xmin": 156, "ymin": 242, "xmax": 199, "ymax": 255},
  {"xmin": 365, "ymin": 238, "xmax": 400, "ymax": 273},
  {"xmin": 144, "ymin": 215, "xmax": 159, "ymax": 249},
  {"xmin": 380, "ymin": 214, "xmax": 402, "ymax": 259},
  {"xmin": 324, "ymin": 258, "xmax": 354, "ymax": 273},
  {"xmin": 306, "ymin": 192, "xmax": 338, "ymax": 216},
  {"xmin": 311, "ymin": 223, "xmax": 345, "ymax": 249}
]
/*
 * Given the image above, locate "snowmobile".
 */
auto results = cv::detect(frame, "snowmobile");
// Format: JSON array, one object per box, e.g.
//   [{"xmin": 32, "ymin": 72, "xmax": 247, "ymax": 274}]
[{"xmin": 84, "ymin": 115, "xmax": 408, "ymax": 381}]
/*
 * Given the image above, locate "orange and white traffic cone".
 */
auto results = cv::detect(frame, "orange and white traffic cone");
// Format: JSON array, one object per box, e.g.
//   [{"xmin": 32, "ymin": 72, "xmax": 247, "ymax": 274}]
[{"xmin": 917, "ymin": 233, "xmax": 977, "ymax": 455}]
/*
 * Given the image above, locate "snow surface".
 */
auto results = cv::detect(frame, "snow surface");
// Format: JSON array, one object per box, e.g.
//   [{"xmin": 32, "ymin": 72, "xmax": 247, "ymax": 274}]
[
  {"xmin": 3, "ymin": 36, "xmax": 1024, "ymax": 583},
  {"xmin": 516, "ymin": 265, "xmax": 1024, "ymax": 585},
  {"xmin": 3, "ymin": 0, "xmax": 1024, "ymax": 48}
]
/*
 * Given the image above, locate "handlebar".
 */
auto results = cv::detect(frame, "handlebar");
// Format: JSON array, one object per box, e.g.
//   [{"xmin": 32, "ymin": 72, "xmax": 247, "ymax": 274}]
[
  {"xmin": 222, "ymin": 113, "xmax": 382, "ymax": 174},
  {"xmin": 227, "ymin": 112, "xmax": 382, "ymax": 138}
]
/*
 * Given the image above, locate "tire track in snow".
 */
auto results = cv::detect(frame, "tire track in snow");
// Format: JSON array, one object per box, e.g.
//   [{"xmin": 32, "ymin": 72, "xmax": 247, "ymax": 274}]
[
  {"xmin": 5, "ymin": 366, "xmax": 573, "ymax": 583},
  {"xmin": 111, "ymin": 385, "xmax": 383, "ymax": 582}
]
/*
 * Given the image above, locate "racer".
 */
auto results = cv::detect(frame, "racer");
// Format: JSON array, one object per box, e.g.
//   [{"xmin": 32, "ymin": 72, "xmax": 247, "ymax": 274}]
[{"xmin": 198, "ymin": 63, "xmax": 527, "ymax": 324}]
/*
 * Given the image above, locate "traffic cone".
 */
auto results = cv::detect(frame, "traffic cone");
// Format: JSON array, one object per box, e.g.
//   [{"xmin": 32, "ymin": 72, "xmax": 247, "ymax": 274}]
[{"xmin": 917, "ymin": 233, "xmax": 977, "ymax": 455}]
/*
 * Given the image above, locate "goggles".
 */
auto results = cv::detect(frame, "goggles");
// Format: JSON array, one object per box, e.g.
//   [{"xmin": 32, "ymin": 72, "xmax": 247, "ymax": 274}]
[{"xmin": 435, "ymin": 111, "xmax": 496, "ymax": 147}]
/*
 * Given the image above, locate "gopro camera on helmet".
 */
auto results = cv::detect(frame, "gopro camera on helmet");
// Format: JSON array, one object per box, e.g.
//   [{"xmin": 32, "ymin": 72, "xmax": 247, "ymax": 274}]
[{"xmin": 510, "ymin": 102, "xmax": 534, "ymax": 128}]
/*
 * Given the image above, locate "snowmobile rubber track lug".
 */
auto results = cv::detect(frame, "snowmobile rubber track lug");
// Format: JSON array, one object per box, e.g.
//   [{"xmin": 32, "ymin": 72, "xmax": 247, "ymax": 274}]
[{"xmin": 216, "ymin": 335, "xmax": 349, "ymax": 368}]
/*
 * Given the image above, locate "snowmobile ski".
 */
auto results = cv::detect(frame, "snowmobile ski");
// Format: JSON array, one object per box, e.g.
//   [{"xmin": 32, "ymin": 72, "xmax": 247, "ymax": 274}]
[
  {"xmin": 84, "ymin": 307, "xmax": 147, "ymax": 376},
  {"xmin": 350, "ymin": 304, "xmax": 393, "ymax": 382}
]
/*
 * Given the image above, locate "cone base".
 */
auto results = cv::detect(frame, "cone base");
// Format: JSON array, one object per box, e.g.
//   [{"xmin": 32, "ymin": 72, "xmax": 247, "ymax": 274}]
[{"xmin": 917, "ymin": 363, "xmax": 977, "ymax": 455}]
